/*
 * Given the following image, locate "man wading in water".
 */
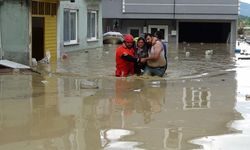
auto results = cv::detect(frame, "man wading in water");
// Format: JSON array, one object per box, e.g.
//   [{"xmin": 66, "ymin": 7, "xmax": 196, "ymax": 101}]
[{"xmin": 141, "ymin": 31, "xmax": 168, "ymax": 77}]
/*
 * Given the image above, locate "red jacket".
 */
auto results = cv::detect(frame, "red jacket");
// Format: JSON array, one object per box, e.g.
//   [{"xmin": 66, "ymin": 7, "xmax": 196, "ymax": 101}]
[{"xmin": 115, "ymin": 45, "xmax": 135, "ymax": 77}]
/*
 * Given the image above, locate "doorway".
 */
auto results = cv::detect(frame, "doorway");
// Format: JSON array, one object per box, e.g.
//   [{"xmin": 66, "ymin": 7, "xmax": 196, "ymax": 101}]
[
  {"xmin": 148, "ymin": 25, "xmax": 168, "ymax": 42},
  {"xmin": 32, "ymin": 17, "xmax": 44, "ymax": 61},
  {"xmin": 179, "ymin": 22, "xmax": 231, "ymax": 43}
]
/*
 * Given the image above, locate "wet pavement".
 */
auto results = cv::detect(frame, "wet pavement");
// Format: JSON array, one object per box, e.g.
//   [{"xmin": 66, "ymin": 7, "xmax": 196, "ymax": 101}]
[{"xmin": 0, "ymin": 43, "xmax": 249, "ymax": 150}]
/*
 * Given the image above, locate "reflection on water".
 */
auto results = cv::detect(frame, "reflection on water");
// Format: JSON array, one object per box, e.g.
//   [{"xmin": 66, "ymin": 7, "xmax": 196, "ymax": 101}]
[
  {"xmin": 183, "ymin": 87, "xmax": 211, "ymax": 110},
  {"xmin": 114, "ymin": 78, "xmax": 166, "ymax": 124},
  {"xmin": 0, "ymin": 43, "xmax": 241, "ymax": 150},
  {"xmin": 100, "ymin": 129, "xmax": 143, "ymax": 150},
  {"xmin": 164, "ymin": 128, "xmax": 183, "ymax": 150},
  {"xmin": 192, "ymin": 60, "xmax": 250, "ymax": 150}
]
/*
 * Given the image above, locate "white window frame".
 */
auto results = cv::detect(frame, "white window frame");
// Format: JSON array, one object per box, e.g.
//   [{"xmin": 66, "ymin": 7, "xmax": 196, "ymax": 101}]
[
  {"xmin": 87, "ymin": 10, "xmax": 98, "ymax": 41},
  {"xmin": 148, "ymin": 25, "xmax": 168, "ymax": 42},
  {"xmin": 64, "ymin": 9, "xmax": 78, "ymax": 45}
]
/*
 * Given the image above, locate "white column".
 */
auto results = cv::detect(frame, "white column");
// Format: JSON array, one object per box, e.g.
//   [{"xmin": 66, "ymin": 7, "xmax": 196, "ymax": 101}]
[
  {"xmin": 230, "ymin": 20, "xmax": 237, "ymax": 55},
  {"xmin": 176, "ymin": 20, "xmax": 179, "ymax": 50}
]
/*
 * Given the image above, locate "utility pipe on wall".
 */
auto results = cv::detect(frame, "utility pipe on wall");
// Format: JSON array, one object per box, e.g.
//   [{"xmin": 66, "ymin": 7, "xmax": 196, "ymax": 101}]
[{"xmin": 0, "ymin": 2, "xmax": 3, "ymax": 60}]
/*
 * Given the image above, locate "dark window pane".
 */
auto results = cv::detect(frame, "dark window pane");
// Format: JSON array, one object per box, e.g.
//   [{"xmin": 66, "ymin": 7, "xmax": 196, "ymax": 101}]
[
  {"xmin": 151, "ymin": 28, "xmax": 157, "ymax": 35},
  {"xmin": 130, "ymin": 29, "xmax": 139, "ymax": 37},
  {"xmin": 70, "ymin": 12, "xmax": 76, "ymax": 41},
  {"xmin": 87, "ymin": 12, "xmax": 91, "ymax": 38},
  {"xmin": 64, "ymin": 10, "xmax": 70, "ymax": 42},
  {"xmin": 159, "ymin": 29, "xmax": 165, "ymax": 39}
]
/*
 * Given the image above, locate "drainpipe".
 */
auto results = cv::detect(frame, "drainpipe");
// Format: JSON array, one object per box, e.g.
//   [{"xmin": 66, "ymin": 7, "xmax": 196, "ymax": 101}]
[
  {"xmin": 173, "ymin": 0, "xmax": 179, "ymax": 49},
  {"xmin": 0, "ymin": 24, "xmax": 2, "ymax": 60},
  {"xmin": 0, "ymin": 1, "xmax": 3, "ymax": 60},
  {"xmin": 173, "ymin": 0, "xmax": 176, "ymax": 19},
  {"xmin": 28, "ymin": 0, "xmax": 32, "ymax": 66}
]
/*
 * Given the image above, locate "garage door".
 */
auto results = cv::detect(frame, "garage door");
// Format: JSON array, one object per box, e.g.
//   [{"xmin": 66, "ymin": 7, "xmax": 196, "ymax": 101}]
[{"xmin": 179, "ymin": 22, "xmax": 231, "ymax": 43}]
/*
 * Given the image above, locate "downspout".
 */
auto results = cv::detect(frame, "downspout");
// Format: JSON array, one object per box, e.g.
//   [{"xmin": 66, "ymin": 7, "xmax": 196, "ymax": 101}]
[
  {"xmin": 173, "ymin": 0, "xmax": 175, "ymax": 19},
  {"xmin": 173, "ymin": 0, "xmax": 179, "ymax": 47},
  {"xmin": 0, "ymin": 1, "xmax": 3, "ymax": 60},
  {"xmin": 28, "ymin": 0, "xmax": 32, "ymax": 66}
]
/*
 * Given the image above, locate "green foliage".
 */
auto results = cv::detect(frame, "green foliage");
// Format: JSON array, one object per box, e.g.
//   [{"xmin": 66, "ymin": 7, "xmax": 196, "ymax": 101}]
[{"xmin": 238, "ymin": 15, "xmax": 250, "ymax": 27}]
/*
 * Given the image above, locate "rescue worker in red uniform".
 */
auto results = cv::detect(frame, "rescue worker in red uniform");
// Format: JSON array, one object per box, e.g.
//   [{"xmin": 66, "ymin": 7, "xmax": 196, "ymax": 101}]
[{"xmin": 115, "ymin": 34, "xmax": 140, "ymax": 77}]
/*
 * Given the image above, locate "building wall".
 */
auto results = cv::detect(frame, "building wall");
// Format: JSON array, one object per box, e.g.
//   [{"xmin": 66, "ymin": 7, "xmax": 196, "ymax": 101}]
[
  {"xmin": 0, "ymin": 0, "xmax": 30, "ymax": 65},
  {"xmin": 44, "ymin": 16, "xmax": 57, "ymax": 62},
  {"xmin": 102, "ymin": 0, "xmax": 238, "ymax": 51},
  {"xmin": 31, "ymin": 0, "xmax": 59, "ymax": 63},
  {"xmin": 175, "ymin": 0, "xmax": 238, "ymax": 20},
  {"xmin": 103, "ymin": 19, "xmax": 177, "ymax": 43},
  {"xmin": 103, "ymin": 0, "xmax": 238, "ymax": 20},
  {"xmin": 58, "ymin": 0, "xmax": 103, "ymax": 54}
]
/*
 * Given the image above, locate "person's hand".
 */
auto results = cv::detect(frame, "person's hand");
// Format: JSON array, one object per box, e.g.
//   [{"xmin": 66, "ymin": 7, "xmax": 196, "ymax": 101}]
[{"xmin": 140, "ymin": 58, "xmax": 147, "ymax": 63}]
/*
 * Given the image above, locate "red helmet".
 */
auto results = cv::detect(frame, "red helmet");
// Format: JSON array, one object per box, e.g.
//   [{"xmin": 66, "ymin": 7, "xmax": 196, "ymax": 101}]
[{"xmin": 124, "ymin": 34, "xmax": 134, "ymax": 43}]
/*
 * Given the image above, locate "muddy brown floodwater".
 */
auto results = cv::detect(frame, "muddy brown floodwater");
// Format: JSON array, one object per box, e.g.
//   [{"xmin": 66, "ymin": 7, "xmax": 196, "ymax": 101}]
[{"xmin": 0, "ymin": 43, "xmax": 249, "ymax": 150}]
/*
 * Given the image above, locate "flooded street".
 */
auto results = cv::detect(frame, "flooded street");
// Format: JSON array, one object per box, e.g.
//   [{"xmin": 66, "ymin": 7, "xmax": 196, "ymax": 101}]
[
  {"xmin": 192, "ymin": 59, "xmax": 250, "ymax": 150},
  {"xmin": 0, "ymin": 43, "xmax": 249, "ymax": 150}
]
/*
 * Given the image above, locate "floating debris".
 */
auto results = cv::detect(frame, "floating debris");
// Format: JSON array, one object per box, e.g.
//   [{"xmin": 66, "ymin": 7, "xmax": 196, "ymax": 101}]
[
  {"xmin": 152, "ymin": 81, "xmax": 161, "ymax": 85},
  {"xmin": 150, "ymin": 81, "xmax": 161, "ymax": 88},
  {"xmin": 205, "ymin": 49, "xmax": 213, "ymax": 55},
  {"xmin": 41, "ymin": 80, "xmax": 48, "ymax": 84},
  {"xmin": 133, "ymin": 89, "xmax": 142, "ymax": 92},
  {"xmin": 31, "ymin": 58, "xmax": 37, "ymax": 66},
  {"xmin": 39, "ymin": 51, "xmax": 51, "ymax": 64},
  {"xmin": 80, "ymin": 79, "xmax": 99, "ymax": 89}
]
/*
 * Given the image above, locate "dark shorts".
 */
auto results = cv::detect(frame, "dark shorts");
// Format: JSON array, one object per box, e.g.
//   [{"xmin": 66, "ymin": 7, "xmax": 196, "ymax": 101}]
[{"xmin": 143, "ymin": 65, "xmax": 167, "ymax": 77}]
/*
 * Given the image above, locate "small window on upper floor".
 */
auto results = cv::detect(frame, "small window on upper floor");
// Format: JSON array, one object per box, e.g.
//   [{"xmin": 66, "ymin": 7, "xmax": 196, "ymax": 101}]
[
  {"xmin": 64, "ymin": 9, "xmax": 78, "ymax": 45},
  {"xmin": 87, "ymin": 10, "xmax": 98, "ymax": 41}
]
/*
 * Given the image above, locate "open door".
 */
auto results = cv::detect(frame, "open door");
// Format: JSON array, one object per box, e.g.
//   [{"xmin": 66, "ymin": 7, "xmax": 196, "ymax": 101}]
[{"xmin": 32, "ymin": 17, "xmax": 44, "ymax": 61}]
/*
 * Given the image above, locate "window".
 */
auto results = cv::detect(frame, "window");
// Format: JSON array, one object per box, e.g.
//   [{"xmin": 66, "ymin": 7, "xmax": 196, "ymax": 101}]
[
  {"xmin": 64, "ymin": 9, "xmax": 78, "ymax": 45},
  {"xmin": 148, "ymin": 25, "xmax": 168, "ymax": 42},
  {"xmin": 128, "ymin": 27, "xmax": 140, "ymax": 37},
  {"xmin": 32, "ymin": 1, "xmax": 57, "ymax": 16},
  {"xmin": 87, "ymin": 10, "xmax": 98, "ymax": 41}
]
